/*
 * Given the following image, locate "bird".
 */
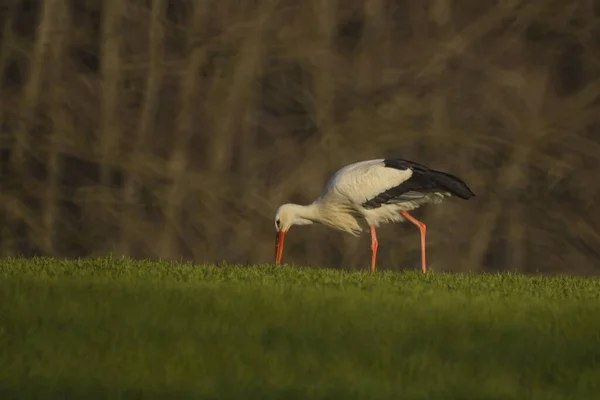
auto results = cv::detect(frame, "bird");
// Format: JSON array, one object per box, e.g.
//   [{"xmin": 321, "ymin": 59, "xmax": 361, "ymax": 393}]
[{"xmin": 274, "ymin": 158, "xmax": 475, "ymax": 273}]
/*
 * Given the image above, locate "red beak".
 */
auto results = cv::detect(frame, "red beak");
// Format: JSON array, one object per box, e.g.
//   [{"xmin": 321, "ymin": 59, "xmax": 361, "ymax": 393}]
[{"xmin": 275, "ymin": 230, "xmax": 286, "ymax": 264}]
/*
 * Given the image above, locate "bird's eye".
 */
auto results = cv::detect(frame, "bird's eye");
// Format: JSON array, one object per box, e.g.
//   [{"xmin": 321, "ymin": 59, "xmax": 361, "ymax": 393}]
[{"xmin": 276, "ymin": 219, "xmax": 280, "ymax": 228}]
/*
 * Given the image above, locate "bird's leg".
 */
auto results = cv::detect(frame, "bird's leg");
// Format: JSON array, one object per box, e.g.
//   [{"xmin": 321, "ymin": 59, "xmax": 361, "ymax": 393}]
[
  {"xmin": 399, "ymin": 211, "xmax": 427, "ymax": 273},
  {"xmin": 369, "ymin": 224, "xmax": 378, "ymax": 272}
]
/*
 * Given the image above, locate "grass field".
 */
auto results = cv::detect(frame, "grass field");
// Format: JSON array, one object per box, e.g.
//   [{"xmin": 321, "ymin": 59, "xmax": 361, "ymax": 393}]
[{"xmin": 1, "ymin": 257, "xmax": 600, "ymax": 399}]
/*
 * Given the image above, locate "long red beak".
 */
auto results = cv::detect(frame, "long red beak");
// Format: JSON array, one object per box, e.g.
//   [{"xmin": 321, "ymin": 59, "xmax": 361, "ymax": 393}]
[{"xmin": 275, "ymin": 230, "xmax": 286, "ymax": 264}]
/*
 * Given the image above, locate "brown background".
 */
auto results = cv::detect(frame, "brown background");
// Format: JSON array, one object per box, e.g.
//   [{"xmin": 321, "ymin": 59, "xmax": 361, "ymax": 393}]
[{"xmin": 1, "ymin": 0, "xmax": 599, "ymax": 274}]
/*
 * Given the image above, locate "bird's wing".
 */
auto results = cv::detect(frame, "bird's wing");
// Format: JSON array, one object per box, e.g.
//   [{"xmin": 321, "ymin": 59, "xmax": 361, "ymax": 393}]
[
  {"xmin": 319, "ymin": 158, "xmax": 474, "ymax": 210},
  {"xmin": 321, "ymin": 159, "xmax": 415, "ymax": 208},
  {"xmin": 361, "ymin": 158, "xmax": 475, "ymax": 209}
]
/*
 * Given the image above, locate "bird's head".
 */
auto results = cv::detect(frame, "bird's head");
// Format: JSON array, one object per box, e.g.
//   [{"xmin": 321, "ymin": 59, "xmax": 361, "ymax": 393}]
[{"xmin": 274, "ymin": 203, "xmax": 314, "ymax": 264}]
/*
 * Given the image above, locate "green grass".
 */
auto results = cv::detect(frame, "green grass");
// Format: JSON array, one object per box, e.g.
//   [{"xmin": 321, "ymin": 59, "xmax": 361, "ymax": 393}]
[{"xmin": 1, "ymin": 257, "xmax": 600, "ymax": 399}]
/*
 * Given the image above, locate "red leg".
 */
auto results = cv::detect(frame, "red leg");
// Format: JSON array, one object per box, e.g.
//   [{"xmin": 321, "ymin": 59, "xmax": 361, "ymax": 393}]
[
  {"xmin": 370, "ymin": 224, "xmax": 378, "ymax": 272},
  {"xmin": 400, "ymin": 211, "xmax": 427, "ymax": 273}
]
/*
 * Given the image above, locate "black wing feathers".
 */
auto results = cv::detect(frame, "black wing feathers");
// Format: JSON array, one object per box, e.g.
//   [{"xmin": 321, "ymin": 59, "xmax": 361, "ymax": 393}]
[{"xmin": 362, "ymin": 159, "xmax": 475, "ymax": 209}]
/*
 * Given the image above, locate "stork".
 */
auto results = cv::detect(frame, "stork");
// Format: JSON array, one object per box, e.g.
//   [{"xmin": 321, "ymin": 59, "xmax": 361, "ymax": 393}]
[{"xmin": 274, "ymin": 158, "xmax": 475, "ymax": 273}]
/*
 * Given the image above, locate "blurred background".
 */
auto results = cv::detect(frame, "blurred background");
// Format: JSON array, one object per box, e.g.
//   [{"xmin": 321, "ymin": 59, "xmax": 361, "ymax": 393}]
[{"xmin": 1, "ymin": 0, "xmax": 599, "ymax": 274}]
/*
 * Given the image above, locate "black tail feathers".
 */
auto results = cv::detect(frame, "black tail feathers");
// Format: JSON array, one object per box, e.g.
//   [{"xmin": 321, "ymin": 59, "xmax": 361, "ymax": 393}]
[
  {"xmin": 431, "ymin": 170, "xmax": 475, "ymax": 199},
  {"xmin": 382, "ymin": 158, "xmax": 475, "ymax": 200}
]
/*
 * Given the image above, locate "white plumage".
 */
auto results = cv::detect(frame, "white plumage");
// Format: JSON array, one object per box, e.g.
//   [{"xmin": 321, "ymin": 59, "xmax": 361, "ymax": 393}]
[{"xmin": 274, "ymin": 158, "xmax": 475, "ymax": 273}]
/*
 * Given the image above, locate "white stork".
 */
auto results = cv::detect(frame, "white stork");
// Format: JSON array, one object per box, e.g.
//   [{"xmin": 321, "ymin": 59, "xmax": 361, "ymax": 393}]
[{"xmin": 274, "ymin": 158, "xmax": 475, "ymax": 273}]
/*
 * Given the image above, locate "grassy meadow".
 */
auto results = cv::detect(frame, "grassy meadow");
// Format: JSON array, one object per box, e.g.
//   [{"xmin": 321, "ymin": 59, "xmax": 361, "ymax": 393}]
[{"xmin": 1, "ymin": 257, "xmax": 599, "ymax": 399}]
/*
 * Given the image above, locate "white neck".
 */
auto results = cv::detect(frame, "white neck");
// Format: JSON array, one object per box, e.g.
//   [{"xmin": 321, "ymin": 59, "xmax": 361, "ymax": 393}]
[
  {"xmin": 292, "ymin": 201, "xmax": 362, "ymax": 236},
  {"xmin": 288, "ymin": 203, "xmax": 322, "ymax": 223}
]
